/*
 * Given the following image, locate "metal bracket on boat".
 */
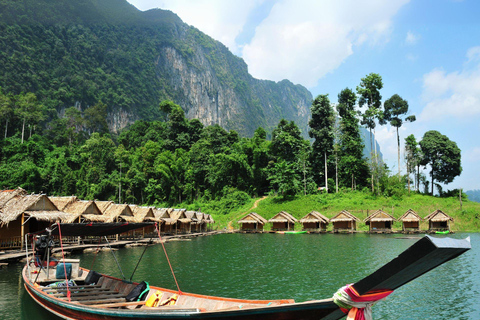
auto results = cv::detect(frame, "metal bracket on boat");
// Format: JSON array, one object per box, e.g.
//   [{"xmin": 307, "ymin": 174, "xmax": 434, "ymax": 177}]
[
  {"xmin": 129, "ymin": 238, "xmax": 154, "ymax": 282},
  {"xmin": 104, "ymin": 236, "xmax": 126, "ymax": 280}
]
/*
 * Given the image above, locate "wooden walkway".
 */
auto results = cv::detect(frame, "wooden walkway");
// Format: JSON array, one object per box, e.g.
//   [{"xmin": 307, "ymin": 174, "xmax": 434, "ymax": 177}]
[{"xmin": 0, "ymin": 231, "xmax": 222, "ymax": 264}]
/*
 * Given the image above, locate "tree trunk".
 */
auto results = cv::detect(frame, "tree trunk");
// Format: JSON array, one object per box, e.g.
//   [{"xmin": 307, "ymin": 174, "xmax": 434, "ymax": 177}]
[
  {"xmin": 373, "ymin": 127, "xmax": 378, "ymax": 194},
  {"xmin": 4, "ymin": 118, "xmax": 8, "ymax": 139},
  {"xmin": 416, "ymin": 164, "xmax": 420, "ymax": 192},
  {"xmin": 118, "ymin": 163, "xmax": 122, "ymax": 203},
  {"xmin": 324, "ymin": 151, "xmax": 328, "ymax": 192},
  {"xmin": 407, "ymin": 172, "xmax": 411, "ymax": 193},
  {"xmin": 459, "ymin": 188, "xmax": 462, "ymax": 210},
  {"xmin": 431, "ymin": 167, "xmax": 434, "ymax": 195},
  {"xmin": 370, "ymin": 128, "xmax": 374, "ymax": 193},
  {"xmin": 303, "ymin": 157, "xmax": 306, "ymax": 196},
  {"xmin": 335, "ymin": 153, "xmax": 338, "ymax": 193},
  {"xmin": 397, "ymin": 126, "xmax": 400, "ymax": 180},
  {"xmin": 21, "ymin": 118, "xmax": 25, "ymax": 144}
]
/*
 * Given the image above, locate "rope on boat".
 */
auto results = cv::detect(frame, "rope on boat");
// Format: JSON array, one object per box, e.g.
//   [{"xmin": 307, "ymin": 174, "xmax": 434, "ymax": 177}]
[
  {"xmin": 155, "ymin": 222, "xmax": 182, "ymax": 294},
  {"xmin": 57, "ymin": 222, "xmax": 71, "ymax": 302},
  {"xmin": 333, "ymin": 284, "xmax": 393, "ymax": 320}
]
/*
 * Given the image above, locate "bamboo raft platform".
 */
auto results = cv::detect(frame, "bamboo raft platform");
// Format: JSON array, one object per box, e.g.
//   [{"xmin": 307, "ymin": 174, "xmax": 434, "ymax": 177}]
[{"xmin": 0, "ymin": 231, "xmax": 222, "ymax": 263}]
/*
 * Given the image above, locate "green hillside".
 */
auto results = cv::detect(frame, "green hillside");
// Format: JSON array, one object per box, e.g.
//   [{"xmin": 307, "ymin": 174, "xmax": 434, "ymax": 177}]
[
  {"xmin": 0, "ymin": 0, "xmax": 312, "ymax": 137},
  {"xmin": 206, "ymin": 192, "xmax": 480, "ymax": 232}
]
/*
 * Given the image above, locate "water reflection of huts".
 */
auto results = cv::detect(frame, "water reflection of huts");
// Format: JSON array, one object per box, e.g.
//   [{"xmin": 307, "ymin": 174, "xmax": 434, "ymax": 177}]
[{"xmin": 0, "ymin": 188, "xmax": 214, "ymax": 250}]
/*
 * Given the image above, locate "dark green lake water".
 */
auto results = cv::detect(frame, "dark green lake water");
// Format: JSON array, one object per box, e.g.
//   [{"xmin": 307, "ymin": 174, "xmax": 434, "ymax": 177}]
[{"xmin": 1, "ymin": 233, "xmax": 478, "ymax": 319}]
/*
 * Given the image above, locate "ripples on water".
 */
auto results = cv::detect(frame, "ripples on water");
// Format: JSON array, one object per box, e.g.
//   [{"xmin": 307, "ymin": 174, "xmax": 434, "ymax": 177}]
[{"xmin": 1, "ymin": 233, "xmax": 478, "ymax": 319}]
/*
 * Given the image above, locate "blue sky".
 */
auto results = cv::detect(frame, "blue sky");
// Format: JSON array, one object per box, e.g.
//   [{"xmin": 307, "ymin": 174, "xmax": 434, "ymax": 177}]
[{"xmin": 126, "ymin": 0, "xmax": 480, "ymax": 192}]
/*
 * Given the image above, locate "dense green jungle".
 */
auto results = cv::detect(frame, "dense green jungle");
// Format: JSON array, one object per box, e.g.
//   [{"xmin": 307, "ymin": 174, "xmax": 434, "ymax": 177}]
[
  {"xmin": 0, "ymin": 93, "xmax": 477, "ymax": 231},
  {"xmin": 0, "ymin": 0, "xmax": 477, "ymax": 231}
]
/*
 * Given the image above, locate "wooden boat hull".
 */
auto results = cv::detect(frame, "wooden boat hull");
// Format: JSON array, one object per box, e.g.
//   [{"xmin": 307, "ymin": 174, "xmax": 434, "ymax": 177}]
[
  {"xmin": 23, "ymin": 235, "xmax": 471, "ymax": 320},
  {"xmin": 23, "ymin": 274, "xmax": 341, "ymax": 320}
]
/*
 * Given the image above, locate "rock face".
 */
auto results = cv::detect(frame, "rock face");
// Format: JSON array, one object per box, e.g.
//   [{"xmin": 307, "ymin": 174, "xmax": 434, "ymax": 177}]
[{"xmin": 153, "ymin": 22, "xmax": 312, "ymax": 137}]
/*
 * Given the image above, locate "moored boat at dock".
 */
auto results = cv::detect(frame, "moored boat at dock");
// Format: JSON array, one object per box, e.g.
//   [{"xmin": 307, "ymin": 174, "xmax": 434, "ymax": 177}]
[{"xmin": 23, "ymin": 223, "xmax": 470, "ymax": 320}]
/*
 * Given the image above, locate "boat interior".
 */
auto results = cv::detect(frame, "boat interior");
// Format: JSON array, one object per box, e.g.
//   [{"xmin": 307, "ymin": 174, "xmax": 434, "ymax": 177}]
[{"xmin": 26, "ymin": 260, "xmax": 294, "ymax": 312}]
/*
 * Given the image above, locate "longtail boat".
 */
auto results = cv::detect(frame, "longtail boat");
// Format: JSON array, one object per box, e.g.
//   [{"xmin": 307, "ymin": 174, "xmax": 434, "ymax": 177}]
[{"xmin": 23, "ymin": 223, "xmax": 470, "ymax": 320}]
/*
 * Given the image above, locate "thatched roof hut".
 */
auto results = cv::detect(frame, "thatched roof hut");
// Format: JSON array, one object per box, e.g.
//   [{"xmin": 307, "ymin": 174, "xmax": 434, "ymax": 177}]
[
  {"xmin": 0, "ymin": 192, "xmax": 69, "ymax": 249},
  {"xmin": 193, "ymin": 211, "xmax": 206, "ymax": 232},
  {"xmin": 204, "ymin": 214, "xmax": 214, "ymax": 224},
  {"xmin": 155, "ymin": 208, "xmax": 174, "ymax": 224},
  {"xmin": 170, "ymin": 209, "xmax": 191, "ymax": 233},
  {"xmin": 364, "ymin": 209, "xmax": 396, "ymax": 232},
  {"xmin": 330, "ymin": 210, "xmax": 360, "ymax": 233},
  {"xmin": 0, "ymin": 188, "xmax": 27, "ymax": 208},
  {"xmin": 268, "ymin": 211, "xmax": 298, "ymax": 231},
  {"xmin": 154, "ymin": 208, "xmax": 174, "ymax": 233},
  {"xmin": 399, "ymin": 209, "xmax": 423, "ymax": 232},
  {"xmin": 1, "ymin": 193, "xmax": 68, "ymax": 226},
  {"xmin": 129, "ymin": 205, "xmax": 156, "ymax": 223},
  {"xmin": 95, "ymin": 200, "xmax": 114, "ymax": 214},
  {"xmin": 238, "ymin": 212, "xmax": 267, "ymax": 231},
  {"xmin": 59, "ymin": 200, "xmax": 102, "ymax": 223},
  {"xmin": 424, "ymin": 210, "xmax": 453, "ymax": 232},
  {"xmin": 195, "ymin": 211, "xmax": 204, "ymax": 222},
  {"xmin": 185, "ymin": 211, "xmax": 198, "ymax": 224},
  {"xmin": 49, "ymin": 196, "xmax": 77, "ymax": 211},
  {"xmin": 299, "ymin": 211, "xmax": 329, "ymax": 232},
  {"xmin": 102, "ymin": 203, "xmax": 135, "ymax": 223}
]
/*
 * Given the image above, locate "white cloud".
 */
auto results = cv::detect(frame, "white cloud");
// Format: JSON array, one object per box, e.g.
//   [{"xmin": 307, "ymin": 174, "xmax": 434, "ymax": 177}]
[
  {"xmin": 405, "ymin": 31, "xmax": 419, "ymax": 45},
  {"xmin": 128, "ymin": 0, "xmax": 409, "ymax": 87},
  {"xmin": 419, "ymin": 49, "xmax": 480, "ymax": 121},
  {"xmin": 242, "ymin": 0, "xmax": 410, "ymax": 87}
]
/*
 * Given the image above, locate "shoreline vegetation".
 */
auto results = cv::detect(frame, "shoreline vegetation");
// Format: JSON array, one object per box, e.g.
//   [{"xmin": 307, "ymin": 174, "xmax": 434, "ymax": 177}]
[{"xmin": 203, "ymin": 191, "xmax": 480, "ymax": 233}]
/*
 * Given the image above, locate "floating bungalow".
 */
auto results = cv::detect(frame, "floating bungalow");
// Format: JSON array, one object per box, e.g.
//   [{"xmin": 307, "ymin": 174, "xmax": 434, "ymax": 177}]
[
  {"xmin": 268, "ymin": 211, "xmax": 298, "ymax": 231},
  {"xmin": 155, "ymin": 208, "xmax": 174, "ymax": 234},
  {"xmin": 50, "ymin": 197, "xmax": 102, "ymax": 223},
  {"xmin": 204, "ymin": 214, "xmax": 215, "ymax": 231},
  {"xmin": 424, "ymin": 210, "xmax": 453, "ymax": 233},
  {"xmin": 237, "ymin": 212, "xmax": 268, "ymax": 232},
  {"xmin": 330, "ymin": 210, "xmax": 360, "ymax": 233},
  {"xmin": 399, "ymin": 209, "xmax": 423, "ymax": 233},
  {"xmin": 95, "ymin": 201, "xmax": 114, "ymax": 215},
  {"xmin": 170, "ymin": 209, "xmax": 191, "ymax": 234},
  {"xmin": 49, "ymin": 196, "xmax": 77, "ymax": 211},
  {"xmin": 195, "ymin": 212, "xmax": 206, "ymax": 232},
  {"xmin": 105, "ymin": 204, "xmax": 135, "ymax": 223},
  {"xmin": 299, "ymin": 211, "xmax": 329, "ymax": 232},
  {"xmin": 0, "ymin": 190, "xmax": 69, "ymax": 249},
  {"xmin": 185, "ymin": 211, "xmax": 199, "ymax": 232},
  {"xmin": 128, "ymin": 205, "xmax": 154, "ymax": 223},
  {"xmin": 364, "ymin": 209, "xmax": 396, "ymax": 233},
  {"xmin": 129, "ymin": 205, "xmax": 157, "ymax": 236}
]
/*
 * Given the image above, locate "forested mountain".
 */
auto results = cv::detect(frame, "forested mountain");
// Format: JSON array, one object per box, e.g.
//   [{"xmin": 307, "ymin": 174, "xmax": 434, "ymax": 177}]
[{"xmin": 0, "ymin": 0, "xmax": 311, "ymax": 137}]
